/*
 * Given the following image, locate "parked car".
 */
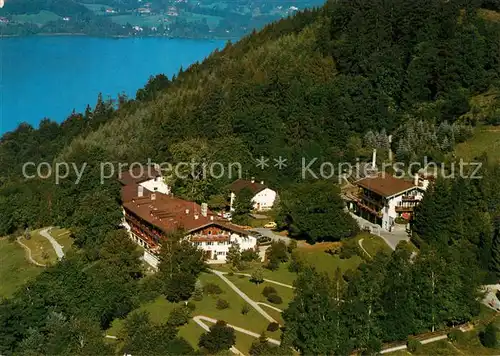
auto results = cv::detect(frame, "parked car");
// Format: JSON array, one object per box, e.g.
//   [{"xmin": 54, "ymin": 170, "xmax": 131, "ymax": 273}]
[{"xmin": 264, "ymin": 221, "xmax": 277, "ymax": 229}]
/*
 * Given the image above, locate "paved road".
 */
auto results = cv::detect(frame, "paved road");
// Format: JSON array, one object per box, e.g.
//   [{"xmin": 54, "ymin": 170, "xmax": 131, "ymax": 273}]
[
  {"xmin": 210, "ymin": 269, "xmax": 277, "ymax": 323},
  {"xmin": 233, "ymin": 272, "xmax": 294, "ymax": 289},
  {"xmin": 256, "ymin": 302, "xmax": 283, "ymax": 313},
  {"xmin": 349, "ymin": 213, "xmax": 409, "ymax": 250},
  {"xmin": 40, "ymin": 227, "xmax": 65, "ymax": 259},
  {"xmin": 251, "ymin": 228, "xmax": 291, "ymax": 244},
  {"xmin": 193, "ymin": 315, "xmax": 281, "ymax": 346}
]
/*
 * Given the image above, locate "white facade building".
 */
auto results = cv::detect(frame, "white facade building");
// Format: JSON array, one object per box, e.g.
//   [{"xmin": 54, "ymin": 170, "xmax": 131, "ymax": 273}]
[
  {"xmin": 229, "ymin": 179, "xmax": 277, "ymax": 212},
  {"xmin": 138, "ymin": 175, "xmax": 171, "ymax": 195}
]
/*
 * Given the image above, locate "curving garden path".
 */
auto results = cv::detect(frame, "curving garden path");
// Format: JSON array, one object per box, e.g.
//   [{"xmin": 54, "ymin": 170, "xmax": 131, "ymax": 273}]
[
  {"xmin": 357, "ymin": 238, "xmax": 372, "ymax": 259},
  {"xmin": 193, "ymin": 315, "xmax": 281, "ymax": 348},
  {"xmin": 210, "ymin": 269, "xmax": 277, "ymax": 323},
  {"xmin": 40, "ymin": 227, "xmax": 65, "ymax": 259},
  {"xmin": 232, "ymin": 272, "xmax": 295, "ymax": 289},
  {"xmin": 16, "ymin": 237, "xmax": 46, "ymax": 267}
]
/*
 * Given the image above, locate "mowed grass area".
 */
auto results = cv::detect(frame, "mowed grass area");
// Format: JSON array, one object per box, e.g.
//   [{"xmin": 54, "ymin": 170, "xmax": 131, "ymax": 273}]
[
  {"xmin": 12, "ymin": 10, "xmax": 61, "ymax": 25},
  {"xmin": 21, "ymin": 229, "xmax": 58, "ymax": 265},
  {"xmin": 354, "ymin": 233, "xmax": 392, "ymax": 258},
  {"xmin": 107, "ymin": 272, "xmax": 278, "ymax": 354},
  {"xmin": 455, "ymin": 126, "xmax": 500, "ymax": 162},
  {"xmin": 50, "ymin": 227, "xmax": 73, "ymax": 250},
  {"xmin": 0, "ymin": 238, "xmax": 43, "ymax": 298}
]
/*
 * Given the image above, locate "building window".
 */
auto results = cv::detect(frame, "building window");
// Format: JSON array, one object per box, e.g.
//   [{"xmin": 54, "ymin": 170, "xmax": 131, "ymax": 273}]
[
  {"xmin": 217, "ymin": 251, "xmax": 226, "ymax": 256},
  {"xmin": 206, "ymin": 242, "xmax": 213, "ymax": 246},
  {"xmin": 208, "ymin": 231, "xmax": 212, "ymax": 235}
]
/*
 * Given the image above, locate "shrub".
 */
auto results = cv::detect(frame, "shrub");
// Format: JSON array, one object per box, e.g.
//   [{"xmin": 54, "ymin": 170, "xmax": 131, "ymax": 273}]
[
  {"xmin": 267, "ymin": 294, "xmax": 283, "ymax": 305},
  {"xmin": 198, "ymin": 320, "xmax": 236, "ymax": 354},
  {"xmin": 216, "ymin": 299, "xmax": 230, "ymax": 310},
  {"xmin": 167, "ymin": 306, "xmax": 191, "ymax": 327},
  {"xmin": 241, "ymin": 303, "xmax": 250, "ymax": 315},
  {"xmin": 262, "ymin": 286, "xmax": 277, "ymax": 298},
  {"xmin": 267, "ymin": 322, "xmax": 280, "ymax": 332},
  {"xmin": 480, "ymin": 322, "xmax": 498, "ymax": 348},
  {"xmin": 186, "ymin": 301, "xmax": 196, "ymax": 311},
  {"xmin": 266, "ymin": 257, "xmax": 280, "ymax": 271},
  {"xmin": 288, "ymin": 251, "xmax": 304, "ymax": 272},
  {"xmin": 407, "ymin": 337, "xmax": 421, "ymax": 352},
  {"xmin": 228, "ymin": 271, "xmax": 234, "ymax": 277},
  {"xmin": 251, "ymin": 268, "xmax": 264, "ymax": 284},
  {"xmin": 287, "ymin": 239, "xmax": 298, "ymax": 253},
  {"xmin": 343, "ymin": 269, "xmax": 356, "ymax": 283},
  {"xmin": 241, "ymin": 248, "xmax": 260, "ymax": 262},
  {"xmin": 339, "ymin": 239, "xmax": 358, "ymax": 259},
  {"xmin": 203, "ymin": 283, "xmax": 223, "ymax": 295},
  {"xmin": 448, "ymin": 329, "xmax": 464, "ymax": 343}
]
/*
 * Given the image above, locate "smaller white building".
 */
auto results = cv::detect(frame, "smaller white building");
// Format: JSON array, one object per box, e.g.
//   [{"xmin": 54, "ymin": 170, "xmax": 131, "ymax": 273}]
[{"xmin": 229, "ymin": 179, "xmax": 277, "ymax": 212}]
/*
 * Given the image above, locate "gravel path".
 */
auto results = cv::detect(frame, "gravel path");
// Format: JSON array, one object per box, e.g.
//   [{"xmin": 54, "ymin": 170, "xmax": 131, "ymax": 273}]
[
  {"xmin": 232, "ymin": 272, "xmax": 295, "ymax": 289},
  {"xmin": 256, "ymin": 302, "xmax": 283, "ymax": 313},
  {"xmin": 193, "ymin": 315, "xmax": 281, "ymax": 346},
  {"xmin": 357, "ymin": 238, "xmax": 372, "ymax": 259},
  {"xmin": 210, "ymin": 269, "xmax": 277, "ymax": 323},
  {"xmin": 40, "ymin": 227, "xmax": 65, "ymax": 259},
  {"xmin": 16, "ymin": 237, "xmax": 46, "ymax": 267}
]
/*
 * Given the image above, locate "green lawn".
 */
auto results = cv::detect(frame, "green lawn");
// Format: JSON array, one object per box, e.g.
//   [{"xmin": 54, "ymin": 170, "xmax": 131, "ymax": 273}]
[
  {"xmin": 212, "ymin": 262, "xmax": 297, "ymax": 286},
  {"xmin": 22, "ymin": 229, "xmax": 58, "ymax": 265},
  {"xmin": 12, "ymin": 11, "xmax": 60, "ymax": 25},
  {"xmin": 455, "ymin": 126, "xmax": 500, "ymax": 162},
  {"xmin": 227, "ymin": 274, "xmax": 294, "ymax": 306},
  {"xmin": 50, "ymin": 227, "xmax": 73, "ymax": 251},
  {"xmin": 0, "ymin": 239, "xmax": 44, "ymax": 298},
  {"xmin": 296, "ymin": 246, "xmax": 363, "ymax": 277},
  {"xmin": 108, "ymin": 272, "xmax": 278, "ymax": 354},
  {"xmin": 354, "ymin": 233, "xmax": 392, "ymax": 258}
]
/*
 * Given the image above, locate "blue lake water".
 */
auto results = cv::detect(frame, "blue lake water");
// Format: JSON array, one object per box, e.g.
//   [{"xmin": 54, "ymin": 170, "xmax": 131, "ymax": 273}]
[{"xmin": 0, "ymin": 36, "xmax": 224, "ymax": 134}]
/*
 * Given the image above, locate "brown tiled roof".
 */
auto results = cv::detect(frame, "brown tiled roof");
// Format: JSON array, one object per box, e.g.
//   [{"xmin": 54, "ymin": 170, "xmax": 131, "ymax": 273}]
[
  {"xmin": 122, "ymin": 187, "xmax": 248, "ymax": 236},
  {"xmin": 118, "ymin": 166, "xmax": 162, "ymax": 186},
  {"xmin": 356, "ymin": 174, "xmax": 416, "ymax": 198},
  {"xmin": 229, "ymin": 179, "xmax": 267, "ymax": 195}
]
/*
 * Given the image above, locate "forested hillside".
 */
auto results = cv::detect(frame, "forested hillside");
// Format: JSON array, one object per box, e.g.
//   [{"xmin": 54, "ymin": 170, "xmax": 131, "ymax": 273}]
[{"xmin": 1, "ymin": 0, "xmax": 500, "ymax": 354}]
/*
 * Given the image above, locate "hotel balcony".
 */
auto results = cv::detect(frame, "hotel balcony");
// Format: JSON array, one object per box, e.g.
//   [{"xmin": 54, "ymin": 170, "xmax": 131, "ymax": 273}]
[{"xmin": 395, "ymin": 205, "xmax": 415, "ymax": 212}]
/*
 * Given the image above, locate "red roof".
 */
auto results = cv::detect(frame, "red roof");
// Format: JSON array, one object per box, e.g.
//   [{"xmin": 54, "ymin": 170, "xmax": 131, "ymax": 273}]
[
  {"xmin": 229, "ymin": 179, "xmax": 267, "ymax": 195},
  {"xmin": 122, "ymin": 184, "xmax": 248, "ymax": 236},
  {"xmin": 356, "ymin": 173, "xmax": 416, "ymax": 198},
  {"xmin": 118, "ymin": 166, "xmax": 162, "ymax": 186}
]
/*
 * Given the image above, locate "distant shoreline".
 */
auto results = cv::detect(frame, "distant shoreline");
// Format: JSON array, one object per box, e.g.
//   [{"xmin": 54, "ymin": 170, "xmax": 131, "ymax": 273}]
[{"xmin": 0, "ymin": 32, "xmax": 238, "ymax": 41}]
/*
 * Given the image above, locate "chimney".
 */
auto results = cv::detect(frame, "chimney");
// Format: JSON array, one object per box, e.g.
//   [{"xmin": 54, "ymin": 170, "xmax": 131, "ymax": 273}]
[
  {"xmin": 251, "ymin": 177, "xmax": 255, "ymax": 183},
  {"xmin": 201, "ymin": 203, "xmax": 208, "ymax": 217},
  {"xmin": 194, "ymin": 213, "xmax": 199, "ymax": 220},
  {"xmin": 151, "ymin": 193, "xmax": 156, "ymax": 201},
  {"xmin": 260, "ymin": 180, "xmax": 264, "ymax": 185},
  {"xmin": 372, "ymin": 149, "xmax": 377, "ymax": 169},
  {"xmin": 138, "ymin": 185, "xmax": 144, "ymax": 197},
  {"xmin": 210, "ymin": 215, "xmax": 214, "ymax": 221},
  {"xmin": 388, "ymin": 135, "xmax": 393, "ymax": 162},
  {"xmin": 414, "ymin": 173, "xmax": 419, "ymax": 186},
  {"xmin": 185, "ymin": 208, "xmax": 190, "ymax": 215}
]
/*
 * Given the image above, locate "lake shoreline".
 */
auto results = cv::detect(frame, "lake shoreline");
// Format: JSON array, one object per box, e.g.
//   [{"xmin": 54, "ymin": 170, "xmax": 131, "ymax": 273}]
[{"xmin": 0, "ymin": 32, "xmax": 238, "ymax": 41}]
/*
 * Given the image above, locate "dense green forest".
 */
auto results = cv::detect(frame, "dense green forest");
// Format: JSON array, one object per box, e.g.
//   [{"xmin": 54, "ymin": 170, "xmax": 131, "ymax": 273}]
[{"xmin": 1, "ymin": 0, "xmax": 500, "ymax": 353}]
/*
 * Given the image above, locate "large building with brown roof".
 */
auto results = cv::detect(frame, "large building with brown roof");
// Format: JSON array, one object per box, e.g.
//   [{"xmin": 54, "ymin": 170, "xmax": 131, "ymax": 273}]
[
  {"xmin": 120, "ymin": 180, "xmax": 257, "ymax": 268},
  {"xmin": 345, "ymin": 173, "xmax": 426, "ymax": 230}
]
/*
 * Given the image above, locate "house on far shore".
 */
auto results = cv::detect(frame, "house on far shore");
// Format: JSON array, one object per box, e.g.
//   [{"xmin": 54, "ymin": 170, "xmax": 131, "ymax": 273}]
[
  {"xmin": 229, "ymin": 178, "xmax": 277, "ymax": 212},
  {"xmin": 344, "ymin": 173, "xmax": 431, "ymax": 231}
]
